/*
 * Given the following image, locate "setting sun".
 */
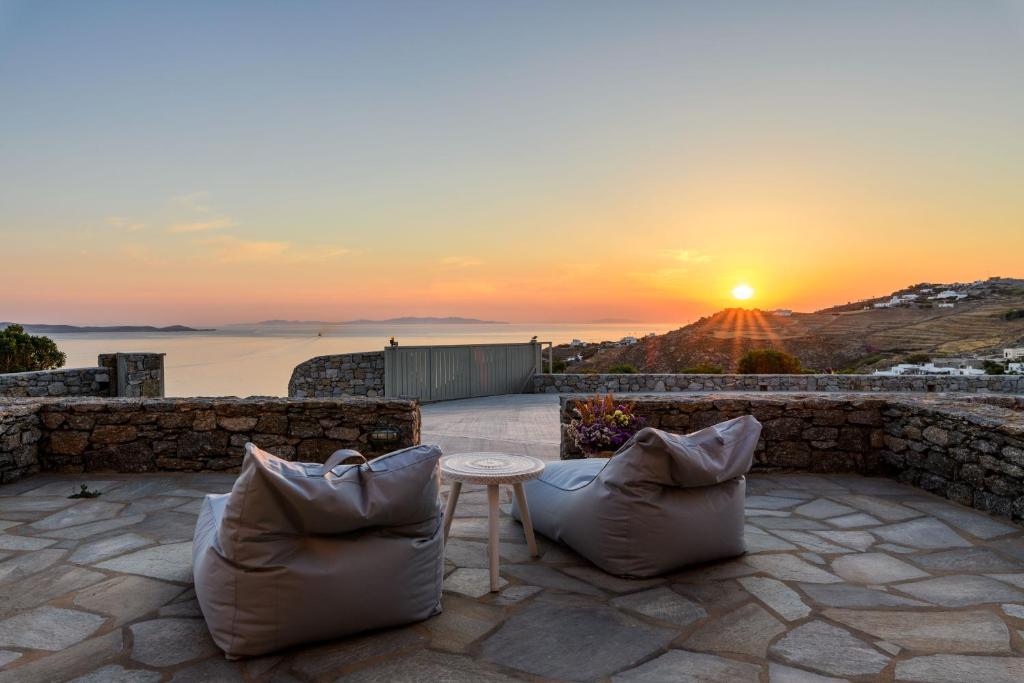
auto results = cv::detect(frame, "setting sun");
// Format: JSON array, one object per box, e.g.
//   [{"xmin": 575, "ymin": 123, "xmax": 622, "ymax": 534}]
[{"xmin": 732, "ymin": 284, "xmax": 755, "ymax": 300}]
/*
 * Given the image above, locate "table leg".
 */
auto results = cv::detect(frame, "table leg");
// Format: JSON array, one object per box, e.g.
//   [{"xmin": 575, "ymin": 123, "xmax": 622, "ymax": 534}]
[
  {"xmin": 513, "ymin": 483, "xmax": 539, "ymax": 557},
  {"xmin": 443, "ymin": 481, "xmax": 461, "ymax": 542},
  {"xmin": 487, "ymin": 484, "xmax": 500, "ymax": 592}
]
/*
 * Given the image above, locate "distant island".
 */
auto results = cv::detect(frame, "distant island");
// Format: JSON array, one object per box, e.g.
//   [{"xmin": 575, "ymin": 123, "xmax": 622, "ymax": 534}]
[
  {"xmin": 0, "ymin": 323, "xmax": 214, "ymax": 333},
  {"xmin": 585, "ymin": 318, "xmax": 640, "ymax": 324},
  {"xmin": 251, "ymin": 317, "xmax": 509, "ymax": 325}
]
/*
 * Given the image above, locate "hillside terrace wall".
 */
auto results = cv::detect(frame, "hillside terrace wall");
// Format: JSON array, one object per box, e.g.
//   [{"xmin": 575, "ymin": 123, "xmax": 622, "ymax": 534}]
[
  {"xmin": 0, "ymin": 353, "xmax": 165, "ymax": 399},
  {"xmin": 559, "ymin": 393, "xmax": 1024, "ymax": 524},
  {"xmin": 289, "ymin": 352, "xmax": 385, "ymax": 398},
  {"xmin": 0, "ymin": 396, "xmax": 419, "ymax": 482},
  {"xmin": 536, "ymin": 372, "xmax": 1024, "ymax": 395}
]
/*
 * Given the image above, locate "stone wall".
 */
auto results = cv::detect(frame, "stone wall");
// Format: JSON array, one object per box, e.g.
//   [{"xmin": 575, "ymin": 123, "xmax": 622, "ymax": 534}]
[
  {"xmin": 0, "ymin": 402, "xmax": 41, "ymax": 483},
  {"xmin": 289, "ymin": 352, "xmax": 385, "ymax": 398},
  {"xmin": 535, "ymin": 372, "xmax": 1024, "ymax": 395},
  {"xmin": 559, "ymin": 392, "xmax": 1024, "ymax": 524},
  {"xmin": 0, "ymin": 353, "xmax": 165, "ymax": 399},
  {"xmin": 0, "ymin": 396, "xmax": 419, "ymax": 480}
]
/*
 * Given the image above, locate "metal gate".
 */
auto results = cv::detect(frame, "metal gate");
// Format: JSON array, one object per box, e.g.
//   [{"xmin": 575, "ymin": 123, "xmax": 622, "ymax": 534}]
[{"xmin": 384, "ymin": 342, "xmax": 543, "ymax": 401}]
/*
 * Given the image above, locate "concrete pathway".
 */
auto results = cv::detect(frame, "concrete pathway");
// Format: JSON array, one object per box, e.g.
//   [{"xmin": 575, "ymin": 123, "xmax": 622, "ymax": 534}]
[{"xmin": 422, "ymin": 393, "xmax": 560, "ymax": 461}]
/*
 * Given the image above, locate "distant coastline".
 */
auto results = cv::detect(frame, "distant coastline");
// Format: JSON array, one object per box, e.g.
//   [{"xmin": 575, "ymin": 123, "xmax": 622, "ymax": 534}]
[
  {"xmin": 247, "ymin": 317, "xmax": 509, "ymax": 325},
  {"xmin": 1, "ymin": 323, "xmax": 215, "ymax": 333}
]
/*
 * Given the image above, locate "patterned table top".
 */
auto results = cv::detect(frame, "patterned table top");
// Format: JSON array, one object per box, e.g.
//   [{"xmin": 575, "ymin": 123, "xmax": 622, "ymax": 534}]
[{"xmin": 440, "ymin": 452, "xmax": 546, "ymax": 485}]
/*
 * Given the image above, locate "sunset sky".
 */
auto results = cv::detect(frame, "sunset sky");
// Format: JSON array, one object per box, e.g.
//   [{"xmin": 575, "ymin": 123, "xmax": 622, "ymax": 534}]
[{"xmin": 2, "ymin": 1, "xmax": 1022, "ymax": 325}]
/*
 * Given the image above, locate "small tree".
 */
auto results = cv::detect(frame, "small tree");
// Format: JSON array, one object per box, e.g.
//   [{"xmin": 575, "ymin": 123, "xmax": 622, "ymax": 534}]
[
  {"xmin": 0, "ymin": 324, "xmax": 67, "ymax": 373},
  {"xmin": 983, "ymin": 360, "xmax": 1005, "ymax": 376},
  {"xmin": 902, "ymin": 353, "xmax": 931, "ymax": 365},
  {"xmin": 607, "ymin": 363, "xmax": 639, "ymax": 374},
  {"xmin": 737, "ymin": 348, "xmax": 803, "ymax": 374}
]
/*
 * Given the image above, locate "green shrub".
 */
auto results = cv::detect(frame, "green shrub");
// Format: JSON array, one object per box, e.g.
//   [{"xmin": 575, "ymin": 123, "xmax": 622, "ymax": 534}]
[
  {"xmin": 679, "ymin": 363, "xmax": 724, "ymax": 374},
  {"xmin": 902, "ymin": 353, "xmax": 931, "ymax": 365},
  {"xmin": 983, "ymin": 360, "xmax": 1006, "ymax": 375},
  {"xmin": 607, "ymin": 363, "xmax": 639, "ymax": 374},
  {"xmin": 0, "ymin": 324, "xmax": 66, "ymax": 373},
  {"xmin": 543, "ymin": 359, "xmax": 568, "ymax": 373},
  {"xmin": 737, "ymin": 349, "xmax": 803, "ymax": 374}
]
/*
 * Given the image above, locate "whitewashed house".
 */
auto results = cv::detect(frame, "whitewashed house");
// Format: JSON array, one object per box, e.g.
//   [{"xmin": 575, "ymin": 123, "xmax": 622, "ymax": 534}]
[
  {"xmin": 620, "ymin": 336, "xmax": 638, "ymax": 345},
  {"xmin": 1004, "ymin": 348, "xmax": 1024, "ymax": 360},
  {"xmin": 873, "ymin": 362, "xmax": 985, "ymax": 377}
]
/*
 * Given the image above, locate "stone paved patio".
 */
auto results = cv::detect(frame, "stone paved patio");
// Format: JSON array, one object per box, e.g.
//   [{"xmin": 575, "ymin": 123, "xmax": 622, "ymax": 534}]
[{"xmin": 1, "ymin": 469, "xmax": 1023, "ymax": 682}]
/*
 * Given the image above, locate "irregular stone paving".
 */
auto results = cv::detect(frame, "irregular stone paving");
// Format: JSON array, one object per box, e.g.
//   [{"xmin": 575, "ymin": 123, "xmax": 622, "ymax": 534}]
[{"xmin": 0, "ymin": 471, "xmax": 1023, "ymax": 681}]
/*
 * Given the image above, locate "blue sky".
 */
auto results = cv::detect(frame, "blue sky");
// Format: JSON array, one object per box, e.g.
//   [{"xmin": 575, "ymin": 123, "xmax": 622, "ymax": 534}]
[{"xmin": 1, "ymin": 1, "xmax": 1022, "ymax": 324}]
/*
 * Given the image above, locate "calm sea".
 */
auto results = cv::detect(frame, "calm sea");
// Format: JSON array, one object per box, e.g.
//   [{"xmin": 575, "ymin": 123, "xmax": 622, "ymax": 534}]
[{"xmin": 49, "ymin": 322, "xmax": 684, "ymax": 398}]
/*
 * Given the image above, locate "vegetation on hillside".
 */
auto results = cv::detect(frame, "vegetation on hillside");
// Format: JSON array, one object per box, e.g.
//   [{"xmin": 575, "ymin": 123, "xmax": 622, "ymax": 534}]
[
  {"xmin": 737, "ymin": 349, "xmax": 803, "ymax": 374},
  {"xmin": 0, "ymin": 324, "xmax": 66, "ymax": 373},
  {"xmin": 607, "ymin": 363, "xmax": 639, "ymax": 374},
  {"xmin": 679, "ymin": 363, "xmax": 724, "ymax": 374}
]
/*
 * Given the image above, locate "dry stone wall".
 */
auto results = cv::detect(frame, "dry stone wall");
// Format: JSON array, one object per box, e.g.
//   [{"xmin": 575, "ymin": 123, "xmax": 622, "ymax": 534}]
[
  {"xmin": 559, "ymin": 392, "xmax": 1024, "ymax": 524},
  {"xmin": 0, "ymin": 396, "xmax": 419, "ymax": 481},
  {"xmin": 0, "ymin": 353, "xmax": 165, "ymax": 398},
  {"xmin": 289, "ymin": 352, "xmax": 385, "ymax": 398},
  {"xmin": 535, "ymin": 372, "xmax": 1024, "ymax": 395}
]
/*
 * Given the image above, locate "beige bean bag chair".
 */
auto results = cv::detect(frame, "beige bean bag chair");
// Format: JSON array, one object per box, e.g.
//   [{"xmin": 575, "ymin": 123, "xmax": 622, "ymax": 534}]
[
  {"xmin": 513, "ymin": 416, "xmax": 761, "ymax": 577},
  {"xmin": 193, "ymin": 442, "xmax": 444, "ymax": 658}
]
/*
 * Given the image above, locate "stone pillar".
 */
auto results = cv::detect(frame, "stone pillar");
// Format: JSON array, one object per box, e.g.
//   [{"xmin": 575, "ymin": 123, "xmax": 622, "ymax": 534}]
[{"xmin": 97, "ymin": 353, "xmax": 165, "ymax": 398}]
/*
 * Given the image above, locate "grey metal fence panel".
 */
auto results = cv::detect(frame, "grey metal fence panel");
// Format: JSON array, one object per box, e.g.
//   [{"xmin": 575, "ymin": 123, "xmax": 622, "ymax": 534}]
[{"xmin": 385, "ymin": 342, "xmax": 540, "ymax": 401}]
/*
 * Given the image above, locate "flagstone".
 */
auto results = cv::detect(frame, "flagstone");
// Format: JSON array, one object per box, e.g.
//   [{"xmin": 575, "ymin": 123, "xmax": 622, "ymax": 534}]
[
  {"xmin": 127, "ymin": 511, "xmax": 199, "ymax": 544},
  {"xmin": 908, "ymin": 547, "xmax": 1021, "ymax": 573},
  {"xmin": 772, "ymin": 530, "xmax": 855, "ymax": 554},
  {"xmin": 0, "ymin": 606, "xmax": 104, "ymax": 650},
  {"xmin": 613, "ymin": 650, "xmax": 761, "ymax": 682},
  {"xmin": 809, "ymin": 530, "xmax": 875, "ymax": 552},
  {"xmin": 895, "ymin": 655, "xmax": 1024, "ymax": 683},
  {"xmin": 20, "ymin": 481, "xmax": 121, "ymax": 498},
  {"xmin": 481, "ymin": 594, "xmax": 675, "ymax": 681},
  {"xmin": 0, "ymin": 564, "xmax": 107, "ymax": 618},
  {"xmin": 795, "ymin": 499, "xmax": 856, "ymax": 519},
  {"xmin": 823, "ymin": 608, "xmax": 1010, "ymax": 653},
  {"xmin": 560, "ymin": 566, "xmax": 663, "ymax": 593},
  {"xmin": 38, "ymin": 513, "xmax": 146, "ymax": 540},
  {"xmin": 0, "ymin": 534, "xmax": 57, "ymax": 551},
  {"xmin": 341, "ymin": 649, "xmax": 520, "ymax": 682},
  {"xmin": 988, "ymin": 573, "xmax": 1024, "ymax": 589},
  {"xmin": 750, "ymin": 517, "xmax": 829, "ymax": 531},
  {"xmin": 129, "ymin": 618, "xmax": 218, "ymax": 667},
  {"xmin": 745, "ymin": 554, "xmax": 842, "ymax": 583},
  {"xmin": 801, "ymin": 552, "xmax": 825, "ymax": 565},
  {"xmin": 682, "ymin": 603, "xmax": 786, "ymax": 658},
  {"xmin": 290, "ymin": 626, "xmax": 424, "ymax": 679},
  {"xmin": 1002, "ymin": 603, "xmax": 1024, "ymax": 618},
  {"xmin": 0, "ymin": 496, "xmax": 76, "ymax": 516},
  {"xmin": 768, "ymin": 663, "xmax": 849, "ymax": 682},
  {"xmin": 831, "ymin": 553, "xmax": 928, "ymax": 584},
  {"xmin": 158, "ymin": 599, "xmax": 201, "ymax": 617},
  {"xmin": 69, "ymin": 665, "xmax": 162, "ymax": 683},
  {"xmin": 29, "ymin": 501, "xmax": 125, "ymax": 531},
  {"xmin": 502, "ymin": 564, "xmax": 603, "ymax": 596},
  {"xmin": 0, "ymin": 548, "xmax": 66, "ymax": 583},
  {"xmin": 837, "ymin": 495, "xmax": 921, "ymax": 522},
  {"xmin": 770, "ymin": 620, "xmax": 889, "ymax": 677},
  {"xmin": 443, "ymin": 568, "xmax": 507, "ymax": 598},
  {"xmin": 419, "ymin": 595, "xmax": 504, "ymax": 652},
  {"xmin": 873, "ymin": 518, "xmax": 971, "ymax": 549},
  {"xmin": 745, "ymin": 526, "xmax": 798, "ymax": 553},
  {"xmin": 746, "ymin": 495, "xmax": 803, "ymax": 510},
  {"xmin": 825, "ymin": 513, "xmax": 881, "ymax": 529},
  {"xmin": 893, "ymin": 575, "xmax": 1024, "ymax": 607},
  {"xmin": 0, "ymin": 650, "xmax": 20, "ymax": 667},
  {"xmin": 739, "ymin": 576, "xmax": 811, "ymax": 621},
  {"xmin": 489, "ymin": 584, "xmax": 542, "ymax": 605},
  {"xmin": 797, "ymin": 583, "xmax": 930, "ymax": 608},
  {"xmin": 123, "ymin": 497, "xmax": 191, "ymax": 515},
  {"xmin": 0, "ymin": 630, "xmax": 124, "ymax": 683},
  {"xmin": 95, "ymin": 541, "xmax": 193, "ymax": 582},
  {"xmin": 673, "ymin": 581, "xmax": 751, "ymax": 612},
  {"xmin": 74, "ymin": 574, "xmax": 185, "ymax": 625},
  {"xmin": 167, "ymin": 659, "xmax": 245, "ymax": 682},
  {"xmin": 611, "ymin": 586, "xmax": 707, "ymax": 626},
  {"xmin": 69, "ymin": 532, "xmax": 152, "ymax": 565},
  {"xmin": 904, "ymin": 501, "xmax": 1018, "ymax": 539}
]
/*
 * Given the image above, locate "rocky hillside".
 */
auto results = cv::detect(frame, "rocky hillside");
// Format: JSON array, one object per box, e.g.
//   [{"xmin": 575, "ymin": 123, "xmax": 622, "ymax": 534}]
[{"xmin": 577, "ymin": 277, "xmax": 1024, "ymax": 373}]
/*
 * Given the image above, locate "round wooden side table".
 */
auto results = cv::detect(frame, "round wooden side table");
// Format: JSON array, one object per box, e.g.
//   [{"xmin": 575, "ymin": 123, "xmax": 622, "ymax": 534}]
[{"xmin": 440, "ymin": 452, "xmax": 546, "ymax": 592}]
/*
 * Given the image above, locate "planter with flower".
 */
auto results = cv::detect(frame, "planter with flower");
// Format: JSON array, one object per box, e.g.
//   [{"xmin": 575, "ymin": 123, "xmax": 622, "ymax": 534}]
[{"xmin": 567, "ymin": 393, "xmax": 646, "ymax": 457}]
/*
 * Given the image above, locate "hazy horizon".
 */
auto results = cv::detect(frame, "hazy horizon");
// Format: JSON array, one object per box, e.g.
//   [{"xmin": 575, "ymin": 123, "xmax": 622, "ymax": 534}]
[{"xmin": 3, "ymin": 1, "xmax": 1023, "ymax": 325}]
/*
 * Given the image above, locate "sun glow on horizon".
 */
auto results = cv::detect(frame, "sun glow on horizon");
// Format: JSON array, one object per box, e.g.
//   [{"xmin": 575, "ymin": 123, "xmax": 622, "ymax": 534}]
[{"xmin": 732, "ymin": 284, "xmax": 755, "ymax": 301}]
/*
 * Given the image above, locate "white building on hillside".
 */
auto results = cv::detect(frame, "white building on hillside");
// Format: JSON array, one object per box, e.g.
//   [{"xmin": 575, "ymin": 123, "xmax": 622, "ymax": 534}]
[
  {"xmin": 873, "ymin": 362, "xmax": 985, "ymax": 377},
  {"xmin": 772, "ymin": 309, "xmax": 793, "ymax": 317},
  {"xmin": 620, "ymin": 336, "xmax": 638, "ymax": 345},
  {"xmin": 934, "ymin": 290, "xmax": 967, "ymax": 300},
  {"xmin": 1009, "ymin": 362, "xmax": 1024, "ymax": 374},
  {"xmin": 569, "ymin": 339, "xmax": 585, "ymax": 348},
  {"xmin": 1005, "ymin": 348, "xmax": 1024, "ymax": 360}
]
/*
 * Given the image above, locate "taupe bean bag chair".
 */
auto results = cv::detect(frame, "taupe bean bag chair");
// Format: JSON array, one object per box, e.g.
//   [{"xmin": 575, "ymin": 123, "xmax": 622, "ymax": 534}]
[
  {"xmin": 193, "ymin": 442, "xmax": 444, "ymax": 659},
  {"xmin": 513, "ymin": 416, "xmax": 761, "ymax": 577}
]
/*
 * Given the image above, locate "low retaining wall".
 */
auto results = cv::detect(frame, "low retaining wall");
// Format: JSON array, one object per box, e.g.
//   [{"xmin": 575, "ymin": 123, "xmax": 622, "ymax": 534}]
[
  {"xmin": 559, "ymin": 393, "xmax": 1024, "ymax": 524},
  {"xmin": 536, "ymin": 372, "xmax": 1024, "ymax": 395},
  {"xmin": 289, "ymin": 352, "xmax": 385, "ymax": 398},
  {"xmin": 0, "ymin": 353, "xmax": 165, "ymax": 399},
  {"xmin": 0, "ymin": 396, "xmax": 419, "ymax": 480}
]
